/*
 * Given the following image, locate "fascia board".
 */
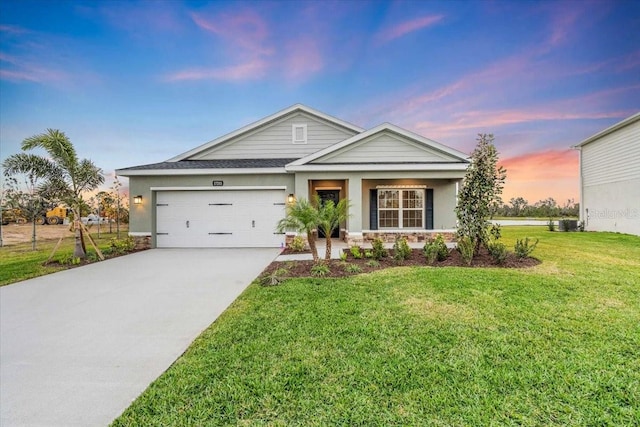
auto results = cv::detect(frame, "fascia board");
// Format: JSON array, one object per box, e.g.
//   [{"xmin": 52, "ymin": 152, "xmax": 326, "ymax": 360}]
[
  {"xmin": 285, "ymin": 163, "xmax": 469, "ymax": 172},
  {"xmin": 116, "ymin": 168, "xmax": 288, "ymax": 176}
]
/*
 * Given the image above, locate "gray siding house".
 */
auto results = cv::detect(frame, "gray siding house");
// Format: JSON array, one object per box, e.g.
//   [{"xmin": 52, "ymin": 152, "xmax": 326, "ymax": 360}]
[
  {"xmin": 575, "ymin": 112, "xmax": 640, "ymax": 236},
  {"xmin": 117, "ymin": 105, "xmax": 470, "ymax": 248}
]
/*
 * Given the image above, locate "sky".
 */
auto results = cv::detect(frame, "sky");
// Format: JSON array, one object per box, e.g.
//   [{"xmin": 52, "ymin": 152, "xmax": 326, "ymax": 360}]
[{"xmin": 1, "ymin": 0, "xmax": 639, "ymax": 205}]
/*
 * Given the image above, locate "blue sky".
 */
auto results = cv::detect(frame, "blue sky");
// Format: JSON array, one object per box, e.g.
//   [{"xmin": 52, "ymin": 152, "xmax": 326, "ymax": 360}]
[{"xmin": 1, "ymin": 0, "xmax": 638, "ymax": 203}]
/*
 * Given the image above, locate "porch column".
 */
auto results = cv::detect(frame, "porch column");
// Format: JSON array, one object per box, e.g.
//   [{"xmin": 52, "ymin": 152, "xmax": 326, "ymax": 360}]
[{"xmin": 347, "ymin": 177, "xmax": 363, "ymax": 232}]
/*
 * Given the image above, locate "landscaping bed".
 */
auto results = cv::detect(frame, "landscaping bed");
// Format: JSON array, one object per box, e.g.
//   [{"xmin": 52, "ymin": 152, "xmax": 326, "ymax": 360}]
[{"xmin": 263, "ymin": 247, "xmax": 540, "ymax": 279}]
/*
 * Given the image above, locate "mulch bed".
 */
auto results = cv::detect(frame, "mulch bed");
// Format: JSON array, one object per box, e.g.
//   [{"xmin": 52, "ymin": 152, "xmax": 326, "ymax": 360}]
[{"xmin": 261, "ymin": 248, "xmax": 540, "ymax": 280}]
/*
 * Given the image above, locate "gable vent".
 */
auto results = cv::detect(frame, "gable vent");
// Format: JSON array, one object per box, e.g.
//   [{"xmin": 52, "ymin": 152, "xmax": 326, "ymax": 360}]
[{"xmin": 292, "ymin": 124, "xmax": 307, "ymax": 144}]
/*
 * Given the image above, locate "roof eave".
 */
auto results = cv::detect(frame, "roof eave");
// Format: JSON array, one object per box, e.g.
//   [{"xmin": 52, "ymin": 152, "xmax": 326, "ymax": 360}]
[
  {"xmin": 116, "ymin": 167, "xmax": 289, "ymax": 177},
  {"xmin": 574, "ymin": 112, "xmax": 640, "ymax": 148}
]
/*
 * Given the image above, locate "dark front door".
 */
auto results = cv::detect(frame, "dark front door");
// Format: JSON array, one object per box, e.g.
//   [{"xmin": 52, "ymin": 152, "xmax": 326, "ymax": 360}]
[{"xmin": 316, "ymin": 190, "xmax": 340, "ymax": 238}]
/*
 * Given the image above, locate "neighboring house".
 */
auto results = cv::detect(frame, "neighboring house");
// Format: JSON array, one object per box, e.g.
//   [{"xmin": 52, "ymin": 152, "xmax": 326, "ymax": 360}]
[
  {"xmin": 116, "ymin": 104, "xmax": 470, "ymax": 248},
  {"xmin": 574, "ymin": 112, "xmax": 640, "ymax": 236}
]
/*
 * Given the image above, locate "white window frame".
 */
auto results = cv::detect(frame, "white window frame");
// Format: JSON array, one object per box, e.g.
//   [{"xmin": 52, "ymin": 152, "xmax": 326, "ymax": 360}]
[
  {"xmin": 378, "ymin": 189, "xmax": 425, "ymax": 229},
  {"xmin": 292, "ymin": 124, "xmax": 307, "ymax": 144}
]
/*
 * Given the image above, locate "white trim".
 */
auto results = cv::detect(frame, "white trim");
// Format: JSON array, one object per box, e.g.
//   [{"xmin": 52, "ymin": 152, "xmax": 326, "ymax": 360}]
[
  {"xmin": 288, "ymin": 123, "xmax": 470, "ymax": 166},
  {"xmin": 286, "ymin": 163, "xmax": 468, "ymax": 172},
  {"xmin": 128, "ymin": 232, "xmax": 152, "ymax": 237},
  {"xmin": 376, "ymin": 185, "xmax": 427, "ymax": 189},
  {"xmin": 150, "ymin": 186, "xmax": 287, "ymax": 191},
  {"xmin": 574, "ymin": 112, "xmax": 640, "ymax": 147},
  {"xmin": 292, "ymin": 123, "xmax": 308, "ymax": 144},
  {"xmin": 167, "ymin": 104, "xmax": 365, "ymax": 162},
  {"xmin": 116, "ymin": 167, "xmax": 288, "ymax": 176}
]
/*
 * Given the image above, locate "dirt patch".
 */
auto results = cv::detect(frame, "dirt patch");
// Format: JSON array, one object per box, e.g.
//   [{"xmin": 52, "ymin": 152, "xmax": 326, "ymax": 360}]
[
  {"xmin": 0, "ymin": 223, "xmax": 128, "ymax": 246},
  {"xmin": 260, "ymin": 247, "xmax": 540, "ymax": 281}
]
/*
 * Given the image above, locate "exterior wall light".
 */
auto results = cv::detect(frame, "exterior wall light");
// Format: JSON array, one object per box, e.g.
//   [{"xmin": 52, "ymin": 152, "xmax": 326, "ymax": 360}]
[
  {"xmin": 134, "ymin": 195, "xmax": 143, "ymax": 205},
  {"xmin": 287, "ymin": 193, "xmax": 295, "ymax": 204}
]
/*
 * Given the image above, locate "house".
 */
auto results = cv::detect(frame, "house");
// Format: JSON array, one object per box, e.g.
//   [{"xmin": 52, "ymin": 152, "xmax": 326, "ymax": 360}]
[
  {"xmin": 574, "ymin": 112, "xmax": 640, "ymax": 236},
  {"xmin": 116, "ymin": 104, "xmax": 470, "ymax": 248}
]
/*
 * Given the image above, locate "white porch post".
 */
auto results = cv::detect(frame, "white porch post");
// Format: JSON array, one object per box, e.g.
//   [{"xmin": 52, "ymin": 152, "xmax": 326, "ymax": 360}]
[{"xmin": 347, "ymin": 177, "xmax": 363, "ymax": 232}]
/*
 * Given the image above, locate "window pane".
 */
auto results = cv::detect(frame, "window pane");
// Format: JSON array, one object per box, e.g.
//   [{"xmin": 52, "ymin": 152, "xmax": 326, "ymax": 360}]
[
  {"xmin": 403, "ymin": 210, "xmax": 423, "ymax": 228},
  {"xmin": 379, "ymin": 190, "xmax": 399, "ymax": 209},
  {"xmin": 379, "ymin": 210, "xmax": 398, "ymax": 228},
  {"xmin": 403, "ymin": 190, "xmax": 423, "ymax": 209}
]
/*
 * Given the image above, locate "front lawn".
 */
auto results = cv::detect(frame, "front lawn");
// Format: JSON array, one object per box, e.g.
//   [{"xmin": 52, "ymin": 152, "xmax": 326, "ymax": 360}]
[
  {"xmin": 113, "ymin": 227, "xmax": 640, "ymax": 425},
  {"xmin": 0, "ymin": 231, "xmax": 136, "ymax": 286}
]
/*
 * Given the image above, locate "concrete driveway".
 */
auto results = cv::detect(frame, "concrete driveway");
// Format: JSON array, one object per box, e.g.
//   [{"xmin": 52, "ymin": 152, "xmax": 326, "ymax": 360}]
[{"xmin": 1, "ymin": 248, "xmax": 279, "ymax": 427}]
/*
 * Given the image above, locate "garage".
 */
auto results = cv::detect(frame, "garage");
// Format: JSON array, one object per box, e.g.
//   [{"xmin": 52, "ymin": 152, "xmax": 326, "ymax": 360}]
[{"xmin": 155, "ymin": 188, "xmax": 286, "ymax": 248}]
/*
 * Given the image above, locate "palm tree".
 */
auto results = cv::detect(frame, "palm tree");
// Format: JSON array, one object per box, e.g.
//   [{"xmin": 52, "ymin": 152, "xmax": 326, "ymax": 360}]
[
  {"xmin": 276, "ymin": 197, "xmax": 320, "ymax": 262},
  {"xmin": 2, "ymin": 129, "xmax": 104, "ymax": 258},
  {"xmin": 316, "ymin": 196, "xmax": 350, "ymax": 260}
]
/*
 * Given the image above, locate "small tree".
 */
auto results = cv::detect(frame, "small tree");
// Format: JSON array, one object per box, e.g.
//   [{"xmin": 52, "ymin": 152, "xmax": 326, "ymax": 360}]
[
  {"xmin": 2, "ymin": 176, "xmax": 48, "ymax": 250},
  {"xmin": 316, "ymin": 195, "xmax": 350, "ymax": 260},
  {"xmin": 276, "ymin": 198, "xmax": 320, "ymax": 262},
  {"xmin": 455, "ymin": 134, "xmax": 506, "ymax": 254},
  {"xmin": 2, "ymin": 129, "xmax": 104, "ymax": 258}
]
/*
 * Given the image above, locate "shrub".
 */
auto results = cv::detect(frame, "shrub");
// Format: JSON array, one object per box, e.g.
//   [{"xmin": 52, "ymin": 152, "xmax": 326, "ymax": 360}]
[
  {"xmin": 457, "ymin": 237, "xmax": 474, "ymax": 266},
  {"xmin": 311, "ymin": 262, "xmax": 330, "ymax": 277},
  {"xmin": 109, "ymin": 236, "xmax": 135, "ymax": 255},
  {"xmin": 350, "ymin": 246, "xmax": 363, "ymax": 259},
  {"xmin": 289, "ymin": 235, "xmax": 306, "ymax": 252},
  {"xmin": 371, "ymin": 238, "xmax": 388, "ymax": 260},
  {"xmin": 578, "ymin": 220, "xmax": 585, "ymax": 232},
  {"xmin": 259, "ymin": 268, "xmax": 289, "ymax": 287},
  {"xmin": 364, "ymin": 250, "xmax": 373, "ymax": 258},
  {"xmin": 339, "ymin": 252, "xmax": 348, "ymax": 262},
  {"xmin": 561, "ymin": 218, "xmax": 572, "ymax": 232},
  {"xmin": 514, "ymin": 237, "xmax": 539, "ymax": 259},
  {"xmin": 547, "ymin": 219, "xmax": 556, "ymax": 232},
  {"xmin": 393, "ymin": 236, "xmax": 412, "ymax": 261},
  {"xmin": 423, "ymin": 234, "xmax": 449, "ymax": 264},
  {"xmin": 365, "ymin": 260, "xmax": 380, "ymax": 267},
  {"xmin": 487, "ymin": 241, "xmax": 508, "ymax": 265},
  {"xmin": 343, "ymin": 264, "xmax": 363, "ymax": 274}
]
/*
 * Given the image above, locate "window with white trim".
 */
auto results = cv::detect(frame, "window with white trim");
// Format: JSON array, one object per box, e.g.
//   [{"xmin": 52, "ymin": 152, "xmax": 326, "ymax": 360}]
[
  {"xmin": 292, "ymin": 124, "xmax": 307, "ymax": 144},
  {"xmin": 378, "ymin": 189, "xmax": 424, "ymax": 229}
]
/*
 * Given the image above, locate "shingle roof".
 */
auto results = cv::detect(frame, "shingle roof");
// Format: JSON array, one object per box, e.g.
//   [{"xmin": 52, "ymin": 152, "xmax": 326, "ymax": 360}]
[{"xmin": 118, "ymin": 158, "xmax": 298, "ymax": 171}]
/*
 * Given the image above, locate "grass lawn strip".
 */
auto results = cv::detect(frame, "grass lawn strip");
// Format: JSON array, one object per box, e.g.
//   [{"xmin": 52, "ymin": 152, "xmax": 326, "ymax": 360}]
[
  {"xmin": 113, "ymin": 227, "xmax": 640, "ymax": 426},
  {"xmin": 0, "ymin": 231, "xmax": 136, "ymax": 286}
]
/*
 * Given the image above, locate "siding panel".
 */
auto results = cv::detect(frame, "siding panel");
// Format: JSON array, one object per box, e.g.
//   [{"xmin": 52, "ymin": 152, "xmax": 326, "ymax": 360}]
[
  {"xmin": 192, "ymin": 112, "xmax": 358, "ymax": 160},
  {"xmin": 582, "ymin": 121, "xmax": 640, "ymax": 186},
  {"xmin": 314, "ymin": 133, "xmax": 459, "ymax": 163}
]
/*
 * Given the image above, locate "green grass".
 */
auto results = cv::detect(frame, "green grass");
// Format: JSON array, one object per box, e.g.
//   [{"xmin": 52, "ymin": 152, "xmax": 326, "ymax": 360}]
[
  {"xmin": 108, "ymin": 228, "xmax": 637, "ymax": 425},
  {"xmin": 0, "ymin": 231, "xmax": 129, "ymax": 286}
]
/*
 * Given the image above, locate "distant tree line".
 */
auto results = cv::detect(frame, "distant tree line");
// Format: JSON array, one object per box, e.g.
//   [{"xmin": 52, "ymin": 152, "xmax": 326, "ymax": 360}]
[{"xmin": 493, "ymin": 197, "xmax": 579, "ymax": 218}]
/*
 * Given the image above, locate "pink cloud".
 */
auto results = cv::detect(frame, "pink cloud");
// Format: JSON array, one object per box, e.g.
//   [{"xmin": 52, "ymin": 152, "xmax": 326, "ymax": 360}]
[
  {"xmin": 378, "ymin": 14, "xmax": 444, "ymax": 42},
  {"xmin": 283, "ymin": 38, "xmax": 323, "ymax": 79},
  {"xmin": 190, "ymin": 10, "xmax": 273, "ymax": 57},
  {"xmin": 499, "ymin": 149, "xmax": 579, "ymax": 201},
  {"xmin": 165, "ymin": 59, "xmax": 268, "ymax": 82},
  {"xmin": 0, "ymin": 52, "xmax": 68, "ymax": 83}
]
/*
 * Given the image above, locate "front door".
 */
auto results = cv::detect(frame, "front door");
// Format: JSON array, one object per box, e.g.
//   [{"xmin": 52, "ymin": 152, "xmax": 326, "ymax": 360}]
[{"xmin": 316, "ymin": 189, "xmax": 340, "ymax": 238}]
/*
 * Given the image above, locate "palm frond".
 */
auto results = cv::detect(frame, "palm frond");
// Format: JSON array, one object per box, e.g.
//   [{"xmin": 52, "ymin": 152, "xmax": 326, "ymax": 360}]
[{"xmin": 21, "ymin": 129, "xmax": 78, "ymax": 172}]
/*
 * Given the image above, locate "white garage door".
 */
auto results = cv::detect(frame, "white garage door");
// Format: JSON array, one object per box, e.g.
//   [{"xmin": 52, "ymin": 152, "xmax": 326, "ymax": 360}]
[{"xmin": 156, "ymin": 190, "xmax": 286, "ymax": 248}]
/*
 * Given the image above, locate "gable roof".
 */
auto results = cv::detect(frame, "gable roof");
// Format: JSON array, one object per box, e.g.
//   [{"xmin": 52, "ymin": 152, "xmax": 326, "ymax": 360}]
[
  {"xmin": 575, "ymin": 112, "xmax": 640, "ymax": 148},
  {"xmin": 168, "ymin": 104, "xmax": 365, "ymax": 162},
  {"xmin": 286, "ymin": 123, "xmax": 470, "ymax": 169}
]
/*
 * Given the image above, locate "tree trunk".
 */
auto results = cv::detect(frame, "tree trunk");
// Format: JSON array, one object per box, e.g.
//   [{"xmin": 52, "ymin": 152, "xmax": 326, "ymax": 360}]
[
  {"xmin": 73, "ymin": 219, "xmax": 86, "ymax": 259},
  {"xmin": 31, "ymin": 218, "xmax": 36, "ymax": 251},
  {"xmin": 325, "ymin": 233, "xmax": 332, "ymax": 260},
  {"xmin": 307, "ymin": 230, "xmax": 319, "ymax": 262}
]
